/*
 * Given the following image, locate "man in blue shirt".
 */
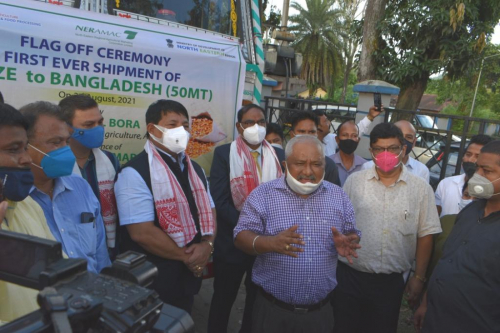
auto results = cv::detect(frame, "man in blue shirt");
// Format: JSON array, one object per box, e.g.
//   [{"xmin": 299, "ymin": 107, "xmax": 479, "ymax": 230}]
[
  {"xmin": 20, "ymin": 101, "xmax": 111, "ymax": 274},
  {"xmin": 59, "ymin": 95, "xmax": 120, "ymax": 250}
]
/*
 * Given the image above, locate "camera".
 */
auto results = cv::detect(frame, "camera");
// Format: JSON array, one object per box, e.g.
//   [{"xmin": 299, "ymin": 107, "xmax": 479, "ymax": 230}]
[{"xmin": 0, "ymin": 229, "xmax": 194, "ymax": 333}]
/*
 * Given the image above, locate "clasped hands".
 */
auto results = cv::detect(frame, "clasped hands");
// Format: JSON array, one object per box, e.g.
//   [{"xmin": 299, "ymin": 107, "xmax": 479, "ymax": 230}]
[
  {"xmin": 270, "ymin": 225, "xmax": 361, "ymax": 263},
  {"xmin": 183, "ymin": 241, "xmax": 212, "ymax": 277}
]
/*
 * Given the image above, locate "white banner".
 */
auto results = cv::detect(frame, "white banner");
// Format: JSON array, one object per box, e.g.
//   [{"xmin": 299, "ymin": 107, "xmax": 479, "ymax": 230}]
[{"xmin": 0, "ymin": 0, "xmax": 245, "ymax": 171}]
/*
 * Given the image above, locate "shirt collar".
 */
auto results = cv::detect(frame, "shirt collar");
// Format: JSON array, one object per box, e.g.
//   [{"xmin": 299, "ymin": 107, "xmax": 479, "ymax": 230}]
[
  {"xmin": 405, "ymin": 157, "xmax": 415, "ymax": 169},
  {"xmin": 29, "ymin": 176, "xmax": 74, "ymax": 195},
  {"xmin": 365, "ymin": 163, "xmax": 409, "ymax": 183},
  {"xmin": 332, "ymin": 153, "xmax": 366, "ymax": 168},
  {"xmin": 154, "ymin": 144, "xmax": 185, "ymax": 164}
]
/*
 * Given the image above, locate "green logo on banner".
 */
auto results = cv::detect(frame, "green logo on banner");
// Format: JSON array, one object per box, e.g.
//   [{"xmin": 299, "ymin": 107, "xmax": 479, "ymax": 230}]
[{"xmin": 124, "ymin": 31, "xmax": 138, "ymax": 40}]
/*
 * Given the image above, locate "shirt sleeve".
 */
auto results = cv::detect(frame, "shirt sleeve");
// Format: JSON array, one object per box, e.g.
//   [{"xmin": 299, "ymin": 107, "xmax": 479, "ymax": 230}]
[
  {"xmin": 422, "ymin": 166, "xmax": 430, "ymax": 183},
  {"xmin": 357, "ymin": 116, "xmax": 372, "ymax": 136},
  {"xmin": 93, "ymin": 208, "xmax": 112, "ymax": 272},
  {"xmin": 115, "ymin": 167, "xmax": 155, "ymax": 225},
  {"xmin": 201, "ymin": 168, "xmax": 215, "ymax": 208},
  {"xmin": 340, "ymin": 190, "xmax": 361, "ymax": 238},
  {"xmin": 435, "ymin": 180, "xmax": 444, "ymax": 206},
  {"xmin": 233, "ymin": 189, "xmax": 265, "ymax": 239},
  {"xmin": 417, "ymin": 184, "xmax": 442, "ymax": 238}
]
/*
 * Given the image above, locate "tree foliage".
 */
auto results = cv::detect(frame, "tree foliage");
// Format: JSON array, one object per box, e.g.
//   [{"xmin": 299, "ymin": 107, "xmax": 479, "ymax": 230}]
[
  {"xmin": 288, "ymin": 0, "xmax": 344, "ymax": 97},
  {"xmin": 373, "ymin": 0, "xmax": 500, "ymax": 111}
]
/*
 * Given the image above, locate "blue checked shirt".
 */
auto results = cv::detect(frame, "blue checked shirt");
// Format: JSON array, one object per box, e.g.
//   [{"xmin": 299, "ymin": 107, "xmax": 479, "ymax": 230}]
[{"xmin": 234, "ymin": 177, "xmax": 360, "ymax": 305}]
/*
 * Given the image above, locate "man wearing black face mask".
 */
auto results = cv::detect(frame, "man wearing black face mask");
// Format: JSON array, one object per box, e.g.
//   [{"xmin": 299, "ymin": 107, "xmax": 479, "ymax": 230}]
[
  {"xmin": 362, "ymin": 120, "xmax": 429, "ymax": 182},
  {"xmin": 329, "ymin": 120, "xmax": 367, "ymax": 186},
  {"xmin": 0, "ymin": 103, "xmax": 55, "ymax": 322}
]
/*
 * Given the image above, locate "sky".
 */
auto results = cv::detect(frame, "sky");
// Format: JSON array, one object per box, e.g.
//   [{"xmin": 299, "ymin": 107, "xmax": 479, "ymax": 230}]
[{"xmin": 265, "ymin": 0, "xmax": 500, "ymax": 45}]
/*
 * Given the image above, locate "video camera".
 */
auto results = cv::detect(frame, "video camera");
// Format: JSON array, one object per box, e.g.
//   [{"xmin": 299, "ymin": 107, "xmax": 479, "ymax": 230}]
[{"xmin": 0, "ymin": 230, "xmax": 194, "ymax": 333}]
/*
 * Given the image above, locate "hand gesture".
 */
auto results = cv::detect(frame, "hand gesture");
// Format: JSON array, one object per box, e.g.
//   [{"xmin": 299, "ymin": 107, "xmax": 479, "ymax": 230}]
[
  {"xmin": 405, "ymin": 277, "xmax": 424, "ymax": 308},
  {"xmin": 413, "ymin": 302, "xmax": 427, "ymax": 332},
  {"xmin": 331, "ymin": 227, "xmax": 361, "ymax": 264},
  {"xmin": 368, "ymin": 104, "xmax": 385, "ymax": 121},
  {"xmin": 271, "ymin": 225, "xmax": 305, "ymax": 258},
  {"xmin": 184, "ymin": 242, "xmax": 211, "ymax": 277},
  {"xmin": 0, "ymin": 201, "xmax": 7, "ymax": 229}
]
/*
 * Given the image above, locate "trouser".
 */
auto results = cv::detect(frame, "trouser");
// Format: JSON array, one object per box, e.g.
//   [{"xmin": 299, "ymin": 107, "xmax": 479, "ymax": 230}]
[
  {"xmin": 207, "ymin": 258, "xmax": 256, "ymax": 333},
  {"xmin": 251, "ymin": 290, "xmax": 334, "ymax": 333},
  {"xmin": 332, "ymin": 262, "xmax": 405, "ymax": 333}
]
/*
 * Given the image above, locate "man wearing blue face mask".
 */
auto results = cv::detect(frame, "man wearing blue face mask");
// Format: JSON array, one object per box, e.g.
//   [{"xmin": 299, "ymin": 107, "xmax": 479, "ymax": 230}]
[
  {"xmin": 20, "ymin": 101, "xmax": 111, "ymax": 274},
  {"xmin": 59, "ymin": 95, "xmax": 119, "ymax": 250},
  {"xmin": 0, "ymin": 103, "xmax": 56, "ymax": 323},
  {"xmin": 114, "ymin": 99, "xmax": 216, "ymax": 313}
]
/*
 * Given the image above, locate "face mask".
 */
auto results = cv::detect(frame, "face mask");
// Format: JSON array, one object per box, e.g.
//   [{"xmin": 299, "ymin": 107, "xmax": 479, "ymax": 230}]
[
  {"xmin": 462, "ymin": 162, "xmax": 477, "ymax": 178},
  {"xmin": 468, "ymin": 173, "xmax": 500, "ymax": 199},
  {"xmin": 150, "ymin": 125, "xmax": 190, "ymax": 154},
  {"xmin": 71, "ymin": 126, "xmax": 105, "ymax": 149},
  {"xmin": 285, "ymin": 163, "xmax": 324, "ymax": 195},
  {"xmin": 372, "ymin": 150, "xmax": 402, "ymax": 173},
  {"xmin": 404, "ymin": 139, "xmax": 413, "ymax": 156},
  {"xmin": 29, "ymin": 145, "xmax": 76, "ymax": 179},
  {"xmin": 458, "ymin": 198, "xmax": 472, "ymax": 211},
  {"xmin": 270, "ymin": 143, "xmax": 283, "ymax": 150},
  {"xmin": 0, "ymin": 167, "xmax": 34, "ymax": 201},
  {"xmin": 338, "ymin": 139, "xmax": 358, "ymax": 155},
  {"xmin": 241, "ymin": 124, "xmax": 266, "ymax": 145}
]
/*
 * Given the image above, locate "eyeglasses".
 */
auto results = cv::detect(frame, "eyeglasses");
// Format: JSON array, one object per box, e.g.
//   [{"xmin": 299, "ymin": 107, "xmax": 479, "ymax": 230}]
[
  {"xmin": 371, "ymin": 145, "xmax": 402, "ymax": 155},
  {"xmin": 241, "ymin": 119, "xmax": 266, "ymax": 127}
]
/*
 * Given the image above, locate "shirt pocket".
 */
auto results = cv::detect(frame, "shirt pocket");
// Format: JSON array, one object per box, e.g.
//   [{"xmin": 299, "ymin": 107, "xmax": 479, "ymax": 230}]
[
  {"xmin": 397, "ymin": 208, "xmax": 418, "ymax": 236},
  {"xmin": 77, "ymin": 222, "xmax": 97, "ymax": 257}
]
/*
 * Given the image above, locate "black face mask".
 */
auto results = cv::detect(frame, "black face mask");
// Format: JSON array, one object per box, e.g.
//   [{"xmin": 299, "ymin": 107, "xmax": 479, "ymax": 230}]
[
  {"xmin": 462, "ymin": 162, "xmax": 477, "ymax": 178},
  {"xmin": 404, "ymin": 139, "xmax": 413, "ymax": 156},
  {"xmin": 338, "ymin": 139, "xmax": 359, "ymax": 155}
]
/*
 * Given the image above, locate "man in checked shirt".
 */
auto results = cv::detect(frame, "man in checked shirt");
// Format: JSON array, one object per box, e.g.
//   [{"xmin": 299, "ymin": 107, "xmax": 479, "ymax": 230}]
[{"xmin": 234, "ymin": 135, "xmax": 361, "ymax": 333}]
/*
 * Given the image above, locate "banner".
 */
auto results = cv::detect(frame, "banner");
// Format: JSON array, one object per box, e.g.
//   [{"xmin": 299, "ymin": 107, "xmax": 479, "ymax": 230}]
[{"xmin": 0, "ymin": 0, "xmax": 245, "ymax": 171}]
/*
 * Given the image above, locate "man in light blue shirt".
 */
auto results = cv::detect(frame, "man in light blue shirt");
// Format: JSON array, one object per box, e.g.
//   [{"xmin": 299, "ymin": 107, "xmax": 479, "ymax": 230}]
[{"xmin": 21, "ymin": 101, "xmax": 111, "ymax": 274}]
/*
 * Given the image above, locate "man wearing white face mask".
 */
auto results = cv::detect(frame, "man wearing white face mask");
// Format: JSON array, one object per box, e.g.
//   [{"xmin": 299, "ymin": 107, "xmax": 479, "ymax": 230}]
[
  {"xmin": 233, "ymin": 135, "xmax": 361, "ymax": 333},
  {"xmin": 114, "ymin": 100, "xmax": 216, "ymax": 313},
  {"xmin": 208, "ymin": 104, "xmax": 285, "ymax": 333}
]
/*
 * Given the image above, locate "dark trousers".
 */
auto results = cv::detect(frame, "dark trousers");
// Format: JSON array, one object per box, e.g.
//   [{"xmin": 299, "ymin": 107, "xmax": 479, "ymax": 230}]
[
  {"xmin": 252, "ymin": 291, "xmax": 334, "ymax": 333},
  {"xmin": 332, "ymin": 262, "xmax": 405, "ymax": 333},
  {"xmin": 207, "ymin": 259, "xmax": 256, "ymax": 333}
]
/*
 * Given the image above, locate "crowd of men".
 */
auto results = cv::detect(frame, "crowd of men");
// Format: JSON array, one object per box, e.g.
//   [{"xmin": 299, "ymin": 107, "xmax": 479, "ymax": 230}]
[{"xmin": 0, "ymin": 94, "xmax": 499, "ymax": 333}]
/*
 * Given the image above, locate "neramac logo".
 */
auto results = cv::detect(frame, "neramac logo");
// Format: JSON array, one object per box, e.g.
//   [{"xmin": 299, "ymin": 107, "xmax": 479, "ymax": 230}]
[{"xmin": 75, "ymin": 25, "xmax": 138, "ymax": 40}]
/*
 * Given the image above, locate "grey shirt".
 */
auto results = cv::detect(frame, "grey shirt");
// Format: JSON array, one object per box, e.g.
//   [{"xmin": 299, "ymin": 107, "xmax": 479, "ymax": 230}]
[{"xmin": 424, "ymin": 200, "xmax": 500, "ymax": 333}]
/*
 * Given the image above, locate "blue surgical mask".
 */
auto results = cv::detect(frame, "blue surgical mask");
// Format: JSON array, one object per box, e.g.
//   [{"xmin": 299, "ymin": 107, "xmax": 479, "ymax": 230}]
[
  {"xmin": 0, "ymin": 167, "xmax": 34, "ymax": 201},
  {"xmin": 71, "ymin": 126, "xmax": 105, "ymax": 149},
  {"xmin": 29, "ymin": 145, "xmax": 76, "ymax": 179}
]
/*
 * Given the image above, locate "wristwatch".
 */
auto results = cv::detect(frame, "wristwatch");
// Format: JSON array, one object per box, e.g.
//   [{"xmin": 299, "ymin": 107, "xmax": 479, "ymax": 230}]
[
  {"xmin": 414, "ymin": 274, "xmax": 427, "ymax": 283},
  {"xmin": 202, "ymin": 239, "xmax": 214, "ymax": 256}
]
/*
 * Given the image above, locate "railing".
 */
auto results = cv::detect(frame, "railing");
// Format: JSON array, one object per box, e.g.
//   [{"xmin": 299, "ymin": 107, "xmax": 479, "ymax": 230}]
[{"xmin": 264, "ymin": 96, "xmax": 500, "ymax": 187}]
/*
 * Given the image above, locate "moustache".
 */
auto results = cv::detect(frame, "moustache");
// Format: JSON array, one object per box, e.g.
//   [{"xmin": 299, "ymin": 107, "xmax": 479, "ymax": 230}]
[{"xmin": 297, "ymin": 175, "xmax": 316, "ymax": 181}]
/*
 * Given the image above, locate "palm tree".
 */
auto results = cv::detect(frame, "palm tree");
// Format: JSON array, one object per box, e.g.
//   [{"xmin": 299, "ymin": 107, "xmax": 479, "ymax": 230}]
[{"xmin": 288, "ymin": 0, "xmax": 344, "ymax": 98}]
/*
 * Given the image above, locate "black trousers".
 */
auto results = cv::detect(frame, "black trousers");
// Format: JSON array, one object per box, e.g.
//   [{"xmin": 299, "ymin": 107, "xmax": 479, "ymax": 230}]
[
  {"xmin": 251, "ymin": 291, "xmax": 334, "ymax": 333},
  {"xmin": 207, "ymin": 258, "xmax": 256, "ymax": 333},
  {"xmin": 332, "ymin": 262, "xmax": 405, "ymax": 333}
]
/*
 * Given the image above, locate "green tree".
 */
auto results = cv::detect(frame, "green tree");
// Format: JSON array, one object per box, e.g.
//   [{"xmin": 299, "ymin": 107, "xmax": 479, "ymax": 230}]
[
  {"xmin": 288, "ymin": 0, "xmax": 344, "ymax": 97},
  {"xmin": 374, "ymin": 0, "xmax": 500, "ymax": 113}
]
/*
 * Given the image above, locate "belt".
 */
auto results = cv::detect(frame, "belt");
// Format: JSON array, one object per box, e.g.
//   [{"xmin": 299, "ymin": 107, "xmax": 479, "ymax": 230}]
[{"xmin": 259, "ymin": 287, "xmax": 330, "ymax": 314}]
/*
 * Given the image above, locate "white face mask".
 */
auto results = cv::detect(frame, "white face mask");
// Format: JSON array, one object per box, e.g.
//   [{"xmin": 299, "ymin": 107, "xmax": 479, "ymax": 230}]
[
  {"xmin": 150, "ymin": 125, "xmax": 190, "ymax": 154},
  {"xmin": 241, "ymin": 123, "xmax": 266, "ymax": 145},
  {"xmin": 285, "ymin": 163, "xmax": 324, "ymax": 195},
  {"xmin": 458, "ymin": 198, "xmax": 472, "ymax": 211}
]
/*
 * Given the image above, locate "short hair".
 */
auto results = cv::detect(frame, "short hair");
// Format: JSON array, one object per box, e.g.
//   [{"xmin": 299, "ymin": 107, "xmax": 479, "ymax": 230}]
[
  {"xmin": 19, "ymin": 101, "xmax": 66, "ymax": 139},
  {"xmin": 480, "ymin": 140, "xmax": 500, "ymax": 159},
  {"xmin": 290, "ymin": 111, "xmax": 319, "ymax": 131},
  {"xmin": 370, "ymin": 122, "xmax": 404, "ymax": 146},
  {"xmin": 237, "ymin": 104, "xmax": 265, "ymax": 123},
  {"xmin": 145, "ymin": 99, "xmax": 189, "ymax": 125},
  {"xmin": 285, "ymin": 135, "xmax": 324, "ymax": 159},
  {"xmin": 0, "ymin": 103, "xmax": 28, "ymax": 131},
  {"xmin": 58, "ymin": 94, "xmax": 98, "ymax": 124},
  {"xmin": 312, "ymin": 109, "xmax": 326, "ymax": 117},
  {"xmin": 266, "ymin": 123, "xmax": 284, "ymax": 140},
  {"xmin": 337, "ymin": 120, "xmax": 359, "ymax": 135},
  {"xmin": 468, "ymin": 134, "xmax": 493, "ymax": 148}
]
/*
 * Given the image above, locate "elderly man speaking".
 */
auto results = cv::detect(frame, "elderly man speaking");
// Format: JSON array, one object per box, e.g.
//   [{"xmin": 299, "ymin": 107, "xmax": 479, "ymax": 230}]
[{"xmin": 234, "ymin": 135, "xmax": 361, "ymax": 333}]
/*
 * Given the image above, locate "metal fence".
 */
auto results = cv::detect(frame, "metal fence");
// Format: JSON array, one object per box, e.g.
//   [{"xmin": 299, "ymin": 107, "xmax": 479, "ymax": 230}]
[{"xmin": 264, "ymin": 96, "xmax": 500, "ymax": 187}]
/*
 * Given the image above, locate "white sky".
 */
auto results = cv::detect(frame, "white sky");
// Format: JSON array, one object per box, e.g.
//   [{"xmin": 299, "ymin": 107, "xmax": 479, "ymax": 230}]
[{"xmin": 266, "ymin": 0, "xmax": 500, "ymax": 45}]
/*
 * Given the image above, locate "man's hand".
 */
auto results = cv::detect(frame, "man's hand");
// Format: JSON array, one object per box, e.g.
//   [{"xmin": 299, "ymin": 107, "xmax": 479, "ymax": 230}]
[
  {"xmin": 331, "ymin": 227, "xmax": 361, "ymax": 264},
  {"xmin": 367, "ymin": 104, "xmax": 385, "ymax": 121},
  {"xmin": 405, "ymin": 277, "xmax": 424, "ymax": 308},
  {"xmin": 185, "ymin": 242, "xmax": 212, "ymax": 276},
  {"xmin": 270, "ymin": 225, "xmax": 305, "ymax": 258},
  {"xmin": 0, "ymin": 201, "xmax": 8, "ymax": 229},
  {"xmin": 413, "ymin": 301, "xmax": 427, "ymax": 332}
]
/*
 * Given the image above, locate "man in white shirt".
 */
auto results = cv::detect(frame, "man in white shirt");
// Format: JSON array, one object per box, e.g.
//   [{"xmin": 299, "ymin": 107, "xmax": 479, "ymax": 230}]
[
  {"xmin": 435, "ymin": 134, "xmax": 493, "ymax": 217},
  {"xmin": 362, "ymin": 120, "xmax": 429, "ymax": 182}
]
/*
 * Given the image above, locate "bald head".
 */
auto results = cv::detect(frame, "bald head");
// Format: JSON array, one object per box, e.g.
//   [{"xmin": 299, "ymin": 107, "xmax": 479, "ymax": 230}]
[
  {"xmin": 285, "ymin": 135, "xmax": 324, "ymax": 160},
  {"xmin": 395, "ymin": 120, "xmax": 416, "ymax": 144}
]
